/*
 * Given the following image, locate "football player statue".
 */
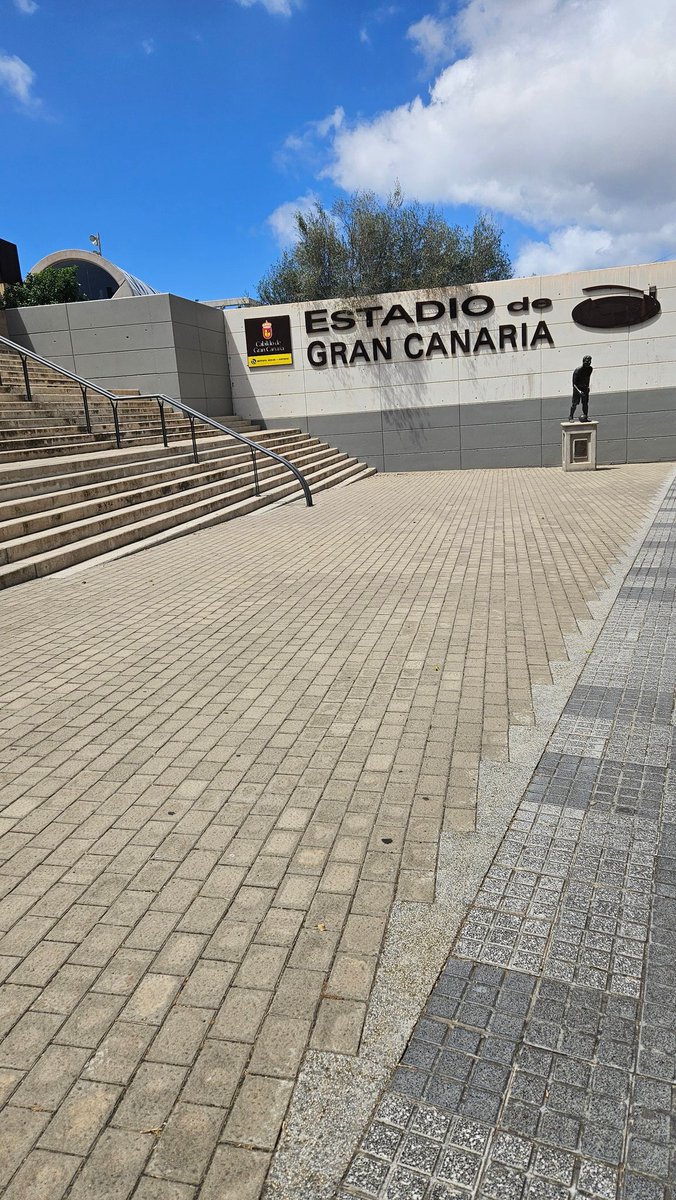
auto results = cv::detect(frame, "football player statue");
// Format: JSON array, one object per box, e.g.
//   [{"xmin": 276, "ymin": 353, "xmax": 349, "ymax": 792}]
[{"xmin": 569, "ymin": 355, "xmax": 593, "ymax": 421}]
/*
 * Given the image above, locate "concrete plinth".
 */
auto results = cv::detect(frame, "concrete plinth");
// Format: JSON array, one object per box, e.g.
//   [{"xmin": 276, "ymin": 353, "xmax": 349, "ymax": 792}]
[{"xmin": 561, "ymin": 420, "xmax": 598, "ymax": 470}]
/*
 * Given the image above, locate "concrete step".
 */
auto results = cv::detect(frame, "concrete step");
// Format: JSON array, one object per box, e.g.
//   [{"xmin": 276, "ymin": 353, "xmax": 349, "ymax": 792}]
[
  {"xmin": 0, "ymin": 418, "xmax": 248, "ymax": 445},
  {"xmin": 0, "ymin": 435, "xmax": 318, "ymax": 516},
  {"xmin": 0, "ymin": 451, "xmax": 374, "ymax": 588},
  {"xmin": 60, "ymin": 459, "xmax": 378, "ymax": 576},
  {"xmin": 0, "ymin": 403, "xmax": 246, "ymax": 421},
  {"xmin": 0, "ymin": 410, "xmax": 266, "ymax": 458},
  {"xmin": 0, "ymin": 449, "xmax": 342, "ymax": 566},
  {"xmin": 0, "ymin": 444, "xmax": 343, "ymax": 538},
  {"xmin": 0, "ymin": 427, "xmax": 255, "ymax": 460},
  {"xmin": 0, "ymin": 428, "xmax": 305, "ymax": 487},
  {"xmin": 0, "ymin": 338, "xmax": 377, "ymax": 584}
]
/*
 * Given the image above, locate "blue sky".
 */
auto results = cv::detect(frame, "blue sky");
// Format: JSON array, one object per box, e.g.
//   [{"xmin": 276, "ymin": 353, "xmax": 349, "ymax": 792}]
[{"xmin": 1, "ymin": 0, "xmax": 674, "ymax": 300}]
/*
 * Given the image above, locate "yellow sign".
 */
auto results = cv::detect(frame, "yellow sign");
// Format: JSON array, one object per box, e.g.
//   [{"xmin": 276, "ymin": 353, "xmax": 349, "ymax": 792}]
[{"xmin": 248, "ymin": 352, "xmax": 293, "ymax": 368}]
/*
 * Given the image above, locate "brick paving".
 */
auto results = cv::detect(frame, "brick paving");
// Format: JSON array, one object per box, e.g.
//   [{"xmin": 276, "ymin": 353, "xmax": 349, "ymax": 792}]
[
  {"xmin": 0, "ymin": 463, "xmax": 672, "ymax": 1200},
  {"xmin": 341, "ymin": 475, "xmax": 676, "ymax": 1200}
]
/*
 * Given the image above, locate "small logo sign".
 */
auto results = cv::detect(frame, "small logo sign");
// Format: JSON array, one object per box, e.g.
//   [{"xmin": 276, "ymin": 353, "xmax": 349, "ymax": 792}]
[
  {"xmin": 244, "ymin": 314, "xmax": 293, "ymax": 369},
  {"xmin": 572, "ymin": 285, "xmax": 660, "ymax": 329}
]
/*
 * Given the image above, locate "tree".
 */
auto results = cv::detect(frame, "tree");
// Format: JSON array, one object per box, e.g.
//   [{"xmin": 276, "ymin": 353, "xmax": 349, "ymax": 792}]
[
  {"xmin": 1, "ymin": 266, "xmax": 85, "ymax": 309},
  {"xmin": 258, "ymin": 188, "xmax": 512, "ymax": 304}
]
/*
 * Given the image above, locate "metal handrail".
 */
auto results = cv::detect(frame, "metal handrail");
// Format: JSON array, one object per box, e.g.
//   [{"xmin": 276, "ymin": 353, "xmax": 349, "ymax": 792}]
[{"xmin": 0, "ymin": 332, "xmax": 313, "ymax": 507}]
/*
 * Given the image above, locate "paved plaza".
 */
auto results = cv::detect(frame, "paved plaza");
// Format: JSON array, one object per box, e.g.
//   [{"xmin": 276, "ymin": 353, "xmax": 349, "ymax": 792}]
[
  {"xmin": 341, "ymin": 475, "xmax": 676, "ymax": 1200},
  {"xmin": 0, "ymin": 463, "xmax": 673, "ymax": 1200}
]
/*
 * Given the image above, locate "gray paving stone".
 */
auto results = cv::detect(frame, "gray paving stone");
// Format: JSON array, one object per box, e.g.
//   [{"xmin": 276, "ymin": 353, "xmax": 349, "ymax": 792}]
[
  {"xmin": 132, "ymin": 1180, "xmax": 196, "ymax": 1200},
  {"xmin": 82, "ymin": 1020, "xmax": 155, "ymax": 1085},
  {"xmin": 38, "ymin": 1080, "xmax": 121, "ymax": 1155},
  {"xmin": 120, "ymin": 974, "xmax": 183, "ymax": 1025},
  {"xmin": 0, "ymin": 1104, "xmax": 51, "ymax": 1188},
  {"xmin": 0, "ymin": 1010, "xmax": 65, "ymax": 1069},
  {"xmin": 181, "ymin": 1038, "xmax": 249, "ymax": 1107},
  {"xmin": 0, "ymin": 982, "xmax": 43, "ymax": 1036},
  {"xmin": 199, "ymin": 1145, "xmax": 270, "ymax": 1200},
  {"xmin": 10, "ymin": 1042, "xmax": 89, "ymax": 1109},
  {"xmin": 112, "ymin": 1062, "xmax": 187, "ymax": 1132},
  {"xmin": 210, "ymin": 986, "xmax": 270, "ymax": 1043},
  {"xmin": 90, "ymin": 949, "xmax": 155, "ymax": 995},
  {"xmin": 1, "ymin": 1148, "xmax": 81, "ymax": 1200},
  {"xmin": 147, "ymin": 1102, "xmax": 225, "ymax": 1184},
  {"xmin": 55, "ymin": 991, "xmax": 125, "ymax": 1048},
  {"xmin": 223, "ymin": 1073, "xmax": 294, "ymax": 1151},
  {"xmin": 144, "ymin": 1005, "xmax": 212, "ymax": 1066},
  {"xmin": 68, "ymin": 1127, "xmax": 153, "ymax": 1200}
]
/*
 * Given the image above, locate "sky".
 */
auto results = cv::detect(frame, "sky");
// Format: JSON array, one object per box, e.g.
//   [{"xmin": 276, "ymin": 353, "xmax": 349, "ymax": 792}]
[{"xmin": 1, "ymin": 0, "xmax": 675, "ymax": 301}]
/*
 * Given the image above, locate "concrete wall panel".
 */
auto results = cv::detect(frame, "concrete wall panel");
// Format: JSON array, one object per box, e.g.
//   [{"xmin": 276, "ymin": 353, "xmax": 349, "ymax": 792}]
[
  {"xmin": 309, "ymin": 410, "xmax": 382, "ymax": 436},
  {"xmin": 5, "ymin": 303, "xmax": 69, "ymax": 336},
  {"xmin": 17, "ymin": 331, "xmax": 75, "ymax": 362},
  {"xmin": 309, "ymin": 430, "xmax": 384, "ymax": 461},
  {"xmin": 382, "ymin": 403, "xmax": 459, "ymax": 430},
  {"xmin": 385, "ymin": 450, "xmax": 461, "ymax": 472},
  {"xmin": 460, "ymin": 419, "xmax": 542, "ymax": 452},
  {"xmin": 598, "ymin": 440, "xmax": 629, "ymax": 465},
  {"xmin": 628, "ymin": 410, "xmax": 676, "ymax": 438},
  {"xmin": 462, "ymin": 445, "xmax": 542, "ymax": 469},
  {"xmin": 383, "ymin": 425, "xmax": 460, "ymax": 455},
  {"xmin": 627, "ymin": 435, "xmax": 676, "ymax": 461},
  {"xmin": 68, "ymin": 295, "xmax": 172, "ymax": 328}
]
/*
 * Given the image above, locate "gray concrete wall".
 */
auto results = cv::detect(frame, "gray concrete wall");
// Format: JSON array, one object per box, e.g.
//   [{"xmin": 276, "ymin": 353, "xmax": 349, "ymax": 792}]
[
  {"xmin": 168, "ymin": 295, "xmax": 232, "ymax": 420},
  {"xmin": 224, "ymin": 260, "xmax": 676, "ymax": 471},
  {"xmin": 4, "ymin": 293, "xmax": 232, "ymax": 419}
]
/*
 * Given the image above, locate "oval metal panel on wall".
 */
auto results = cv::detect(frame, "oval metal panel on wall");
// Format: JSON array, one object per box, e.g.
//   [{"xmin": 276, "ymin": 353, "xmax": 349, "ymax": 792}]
[{"xmin": 572, "ymin": 290, "xmax": 661, "ymax": 329}]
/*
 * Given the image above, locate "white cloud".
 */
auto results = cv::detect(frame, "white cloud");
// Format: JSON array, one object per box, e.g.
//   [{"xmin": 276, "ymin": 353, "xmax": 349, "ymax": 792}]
[
  {"xmin": 279, "ymin": 106, "xmax": 344, "ymax": 167},
  {"xmin": 13, "ymin": 0, "xmax": 39, "ymax": 14},
  {"xmin": 313, "ymin": 107, "xmax": 344, "ymax": 139},
  {"xmin": 360, "ymin": 6, "xmax": 400, "ymax": 48},
  {"xmin": 233, "ymin": 0, "xmax": 303, "ymax": 14},
  {"xmin": 141, "ymin": 38, "xmax": 155, "ymax": 55},
  {"xmin": 325, "ymin": 0, "xmax": 676, "ymax": 272},
  {"xmin": 406, "ymin": 15, "xmax": 453, "ymax": 70},
  {"xmin": 267, "ymin": 192, "xmax": 319, "ymax": 247},
  {"xmin": 515, "ymin": 224, "xmax": 676, "ymax": 277},
  {"xmin": 0, "ymin": 52, "xmax": 39, "ymax": 109}
]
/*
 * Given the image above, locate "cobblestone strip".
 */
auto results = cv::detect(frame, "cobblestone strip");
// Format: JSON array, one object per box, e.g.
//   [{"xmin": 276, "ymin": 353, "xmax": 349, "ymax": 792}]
[{"xmin": 340, "ymin": 480, "xmax": 676, "ymax": 1200}]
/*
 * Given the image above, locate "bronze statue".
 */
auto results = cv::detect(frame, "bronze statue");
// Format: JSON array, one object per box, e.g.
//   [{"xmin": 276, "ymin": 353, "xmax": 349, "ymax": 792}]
[{"xmin": 570, "ymin": 355, "xmax": 593, "ymax": 421}]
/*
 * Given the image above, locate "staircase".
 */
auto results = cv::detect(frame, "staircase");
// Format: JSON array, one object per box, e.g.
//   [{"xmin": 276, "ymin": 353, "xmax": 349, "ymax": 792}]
[{"xmin": 0, "ymin": 345, "xmax": 376, "ymax": 587}]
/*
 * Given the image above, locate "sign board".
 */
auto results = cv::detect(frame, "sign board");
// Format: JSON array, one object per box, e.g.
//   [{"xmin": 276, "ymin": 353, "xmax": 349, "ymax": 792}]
[
  {"xmin": 0, "ymin": 239, "xmax": 21, "ymax": 286},
  {"xmin": 244, "ymin": 314, "xmax": 293, "ymax": 368},
  {"xmin": 301, "ymin": 284, "xmax": 661, "ymax": 368}
]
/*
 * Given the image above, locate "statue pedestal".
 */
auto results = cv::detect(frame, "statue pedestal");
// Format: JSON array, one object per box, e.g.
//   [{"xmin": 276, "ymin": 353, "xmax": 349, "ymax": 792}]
[{"xmin": 561, "ymin": 421, "xmax": 598, "ymax": 471}]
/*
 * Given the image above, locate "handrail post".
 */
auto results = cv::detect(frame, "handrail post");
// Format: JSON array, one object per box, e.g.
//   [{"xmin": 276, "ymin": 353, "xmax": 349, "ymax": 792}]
[
  {"xmin": 158, "ymin": 400, "xmax": 168, "ymax": 447},
  {"xmin": 80, "ymin": 384, "xmax": 92, "ymax": 433},
  {"xmin": 20, "ymin": 354, "xmax": 32, "ymax": 403},
  {"xmin": 251, "ymin": 446, "xmax": 260, "ymax": 496},
  {"xmin": 111, "ymin": 400, "xmax": 121, "ymax": 449},
  {"xmin": 189, "ymin": 414, "xmax": 198, "ymax": 463}
]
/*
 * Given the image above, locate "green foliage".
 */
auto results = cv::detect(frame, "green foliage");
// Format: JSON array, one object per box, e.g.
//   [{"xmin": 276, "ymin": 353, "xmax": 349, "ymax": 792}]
[
  {"xmin": 1, "ymin": 266, "xmax": 85, "ymax": 309},
  {"xmin": 257, "ymin": 188, "xmax": 512, "ymax": 304}
]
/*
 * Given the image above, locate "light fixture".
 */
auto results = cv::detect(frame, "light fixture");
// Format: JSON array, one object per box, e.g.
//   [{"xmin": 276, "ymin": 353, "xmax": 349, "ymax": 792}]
[{"xmin": 89, "ymin": 233, "xmax": 102, "ymax": 255}]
